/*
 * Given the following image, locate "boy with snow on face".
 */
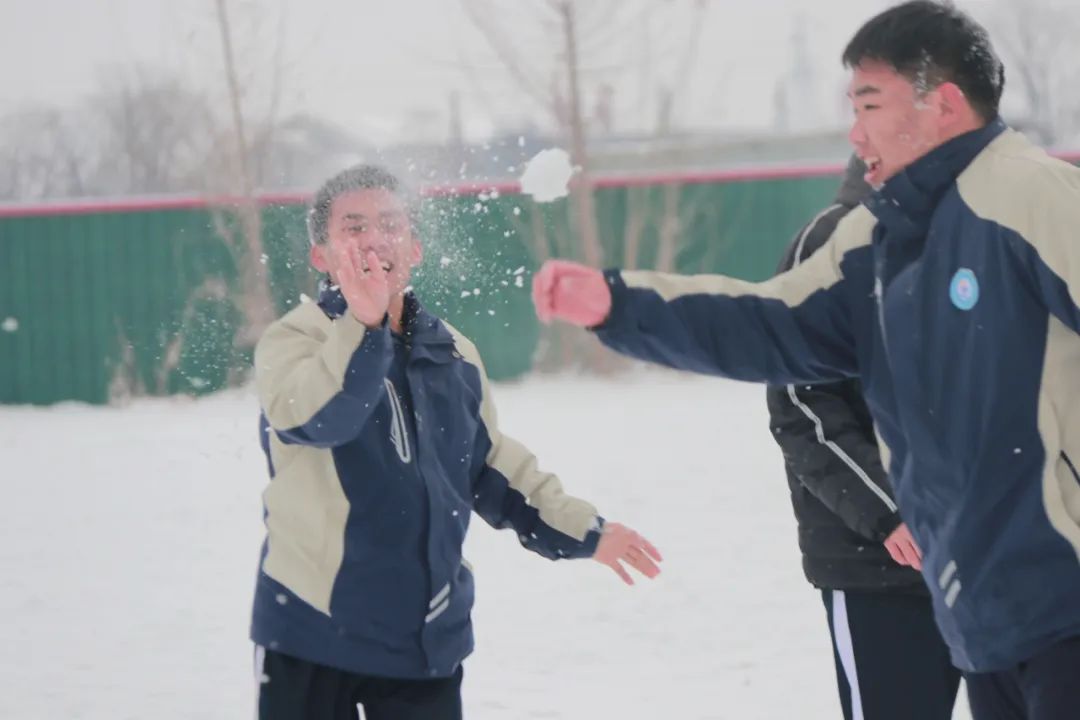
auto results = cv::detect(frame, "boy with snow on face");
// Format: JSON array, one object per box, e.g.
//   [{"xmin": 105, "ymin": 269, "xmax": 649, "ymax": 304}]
[{"xmin": 251, "ymin": 164, "xmax": 661, "ymax": 720}]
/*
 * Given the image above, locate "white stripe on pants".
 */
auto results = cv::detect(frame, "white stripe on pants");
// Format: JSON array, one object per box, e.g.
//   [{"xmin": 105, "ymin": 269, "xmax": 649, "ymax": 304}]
[
  {"xmin": 831, "ymin": 590, "xmax": 865, "ymax": 720},
  {"xmin": 253, "ymin": 644, "xmax": 266, "ymax": 719}
]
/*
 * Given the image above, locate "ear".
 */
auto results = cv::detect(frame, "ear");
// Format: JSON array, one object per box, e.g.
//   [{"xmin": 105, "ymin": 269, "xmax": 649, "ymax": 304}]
[
  {"xmin": 935, "ymin": 82, "xmax": 968, "ymax": 123},
  {"xmin": 310, "ymin": 243, "xmax": 330, "ymax": 273}
]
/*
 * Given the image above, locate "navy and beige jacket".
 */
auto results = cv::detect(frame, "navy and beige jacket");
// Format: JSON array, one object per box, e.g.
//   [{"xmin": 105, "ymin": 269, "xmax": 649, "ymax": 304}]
[
  {"xmin": 596, "ymin": 119, "xmax": 1080, "ymax": 672},
  {"xmin": 251, "ymin": 287, "xmax": 602, "ymax": 679}
]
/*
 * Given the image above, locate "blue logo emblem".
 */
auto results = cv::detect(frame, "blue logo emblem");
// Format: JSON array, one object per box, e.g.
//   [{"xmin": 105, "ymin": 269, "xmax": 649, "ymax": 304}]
[{"xmin": 949, "ymin": 268, "xmax": 979, "ymax": 310}]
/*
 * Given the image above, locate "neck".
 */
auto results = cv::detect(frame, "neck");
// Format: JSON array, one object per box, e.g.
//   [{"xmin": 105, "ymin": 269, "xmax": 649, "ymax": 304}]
[{"xmin": 935, "ymin": 116, "xmax": 987, "ymax": 148}]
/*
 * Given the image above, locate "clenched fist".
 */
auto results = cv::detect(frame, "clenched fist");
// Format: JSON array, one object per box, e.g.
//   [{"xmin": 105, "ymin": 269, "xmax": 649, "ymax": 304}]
[{"xmin": 531, "ymin": 260, "xmax": 612, "ymax": 327}]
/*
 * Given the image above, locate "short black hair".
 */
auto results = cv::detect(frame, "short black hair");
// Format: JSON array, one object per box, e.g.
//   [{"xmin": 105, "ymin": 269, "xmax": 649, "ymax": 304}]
[
  {"xmin": 842, "ymin": 0, "xmax": 1005, "ymax": 122},
  {"xmin": 307, "ymin": 164, "xmax": 418, "ymax": 245}
]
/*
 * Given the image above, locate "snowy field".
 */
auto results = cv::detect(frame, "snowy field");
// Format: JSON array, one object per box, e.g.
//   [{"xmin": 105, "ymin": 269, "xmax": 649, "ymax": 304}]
[{"xmin": 0, "ymin": 370, "xmax": 972, "ymax": 719}]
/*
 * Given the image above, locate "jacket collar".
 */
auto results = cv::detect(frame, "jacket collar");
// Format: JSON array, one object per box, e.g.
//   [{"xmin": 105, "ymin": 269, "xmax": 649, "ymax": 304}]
[
  {"xmin": 317, "ymin": 279, "xmax": 457, "ymax": 358},
  {"xmin": 864, "ymin": 117, "xmax": 1007, "ymax": 240}
]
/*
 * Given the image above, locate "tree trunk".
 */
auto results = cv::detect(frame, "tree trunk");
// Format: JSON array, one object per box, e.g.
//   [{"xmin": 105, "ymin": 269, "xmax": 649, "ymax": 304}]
[{"xmin": 215, "ymin": 0, "xmax": 275, "ymax": 347}]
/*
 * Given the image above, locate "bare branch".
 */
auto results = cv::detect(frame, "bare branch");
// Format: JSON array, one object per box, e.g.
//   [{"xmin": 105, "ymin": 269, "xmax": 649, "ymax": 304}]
[
  {"xmin": 659, "ymin": 0, "xmax": 709, "ymax": 133},
  {"xmin": 214, "ymin": 0, "xmax": 275, "ymax": 344},
  {"xmin": 461, "ymin": 0, "xmax": 553, "ymax": 112},
  {"xmin": 990, "ymin": 0, "xmax": 1080, "ymax": 145}
]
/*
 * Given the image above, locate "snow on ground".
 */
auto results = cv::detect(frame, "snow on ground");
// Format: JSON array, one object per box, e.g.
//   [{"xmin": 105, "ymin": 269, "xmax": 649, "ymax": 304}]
[{"xmin": 0, "ymin": 370, "xmax": 971, "ymax": 719}]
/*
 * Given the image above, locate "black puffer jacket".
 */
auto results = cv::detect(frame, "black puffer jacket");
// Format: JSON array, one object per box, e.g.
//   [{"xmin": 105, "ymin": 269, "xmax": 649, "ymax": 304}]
[{"xmin": 765, "ymin": 156, "xmax": 926, "ymax": 594}]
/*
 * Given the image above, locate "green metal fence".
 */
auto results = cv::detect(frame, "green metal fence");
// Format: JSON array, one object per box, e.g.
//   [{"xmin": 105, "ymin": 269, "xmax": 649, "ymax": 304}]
[{"xmin": 0, "ymin": 170, "xmax": 843, "ymax": 405}]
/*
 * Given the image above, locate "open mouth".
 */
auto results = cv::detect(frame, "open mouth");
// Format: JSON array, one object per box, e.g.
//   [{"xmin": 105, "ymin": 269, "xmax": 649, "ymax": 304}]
[{"xmin": 863, "ymin": 155, "xmax": 883, "ymax": 180}]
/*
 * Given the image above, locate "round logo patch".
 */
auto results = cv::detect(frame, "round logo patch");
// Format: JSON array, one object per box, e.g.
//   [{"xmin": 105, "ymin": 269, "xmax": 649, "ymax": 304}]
[{"xmin": 949, "ymin": 268, "xmax": 979, "ymax": 311}]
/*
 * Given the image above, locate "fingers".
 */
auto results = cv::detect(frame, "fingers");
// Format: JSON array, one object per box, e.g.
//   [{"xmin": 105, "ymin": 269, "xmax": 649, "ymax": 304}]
[
  {"xmin": 884, "ymin": 540, "xmax": 908, "ymax": 567},
  {"xmin": 889, "ymin": 526, "xmax": 923, "ymax": 570},
  {"xmin": 625, "ymin": 546, "xmax": 661, "ymax": 579},
  {"xmin": 909, "ymin": 535, "xmax": 923, "ymax": 561},
  {"xmin": 363, "ymin": 250, "xmax": 388, "ymax": 286},
  {"xmin": 885, "ymin": 538, "xmax": 922, "ymax": 570},
  {"xmin": 610, "ymin": 528, "xmax": 662, "ymax": 582},
  {"xmin": 639, "ymin": 536, "xmax": 663, "ymax": 563},
  {"xmin": 532, "ymin": 260, "xmax": 595, "ymax": 324},
  {"xmin": 900, "ymin": 540, "xmax": 923, "ymax": 571},
  {"xmin": 334, "ymin": 242, "xmax": 357, "ymax": 285},
  {"xmin": 531, "ymin": 264, "xmax": 554, "ymax": 324},
  {"xmin": 609, "ymin": 559, "xmax": 635, "ymax": 586}
]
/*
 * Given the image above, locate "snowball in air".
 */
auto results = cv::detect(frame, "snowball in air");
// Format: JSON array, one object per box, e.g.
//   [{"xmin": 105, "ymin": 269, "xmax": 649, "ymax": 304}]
[
  {"xmin": 1, "ymin": 317, "xmax": 18, "ymax": 333},
  {"xmin": 519, "ymin": 148, "xmax": 575, "ymax": 203}
]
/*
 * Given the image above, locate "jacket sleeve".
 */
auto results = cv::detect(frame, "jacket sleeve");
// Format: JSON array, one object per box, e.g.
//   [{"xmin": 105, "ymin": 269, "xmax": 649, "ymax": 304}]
[
  {"xmin": 593, "ymin": 208, "xmax": 876, "ymax": 386},
  {"xmin": 457, "ymin": 336, "xmax": 604, "ymax": 560},
  {"xmin": 255, "ymin": 309, "xmax": 394, "ymax": 448},
  {"xmin": 767, "ymin": 382, "xmax": 901, "ymax": 541}
]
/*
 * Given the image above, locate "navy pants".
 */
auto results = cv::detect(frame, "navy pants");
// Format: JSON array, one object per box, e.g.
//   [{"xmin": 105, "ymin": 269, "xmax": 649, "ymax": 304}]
[
  {"xmin": 255, "ymin": 646, "xmax": 463, "ymax": 720},
  {"xmin": 965, "ymin": 635, "xmax": 1080, "ymax": 720},
  {"xmin": 821, "ymin": 589, "xmax": 961, "ymax": 720}
]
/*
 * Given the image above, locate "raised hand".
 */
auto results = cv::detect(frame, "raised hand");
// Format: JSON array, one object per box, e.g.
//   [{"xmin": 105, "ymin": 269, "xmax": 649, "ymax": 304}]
[
  {"xmin": 336, "ymin": 246, "xmax": 390, "ymax": 327},
  {"xmin": 532, "ymin": 259, "xmax": 612, "ymax": 327}
]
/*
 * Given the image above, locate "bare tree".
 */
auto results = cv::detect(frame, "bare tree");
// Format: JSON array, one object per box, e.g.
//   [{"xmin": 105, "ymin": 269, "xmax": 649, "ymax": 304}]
[
  {"xmin": 0, "ymin": 108, "xmax": 88, "ymax": 200},
  {"xmin": 83, "ymin": 69, "xmax": 218, "ymax": 195},
  {"xmin": 208, "ymin": 0, "xmax": 281, "ymax": 349},
  {"xmin": 461, "ymin": 0, "xmax": 710, "ymax": 257},
  {"xmin": 557, "ymin": 1, "xmax": 603, "ymax": 267},
  {"xmin": 461, "ymin": 0, "xmax": 605, "ymax": 266},
  {"xmin": 990, "ymin": 0, "xmax": 1080, "ymax": 147},
  {"xmin": 459, "ymin": 0, "xmax": 712, "ymax": 371},
  {"xmin": 0, "ymin": 69, "xmax": 219, "ymax": 201}
]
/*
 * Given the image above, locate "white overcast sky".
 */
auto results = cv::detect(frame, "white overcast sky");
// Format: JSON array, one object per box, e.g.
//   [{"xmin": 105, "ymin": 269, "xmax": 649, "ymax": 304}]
[{"xmin": 0, "ymin": 0, "xmax": 1055, "ymax": 146}]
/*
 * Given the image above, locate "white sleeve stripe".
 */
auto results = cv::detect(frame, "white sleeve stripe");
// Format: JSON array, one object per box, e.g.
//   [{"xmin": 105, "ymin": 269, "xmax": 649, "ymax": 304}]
[
  {"xmin": 786, "ymin": 201, "xmax": 897, "ymax": 515},
  {"xmin": 785, "ymin": 384, "xmax": 898, "ymax": 513}
]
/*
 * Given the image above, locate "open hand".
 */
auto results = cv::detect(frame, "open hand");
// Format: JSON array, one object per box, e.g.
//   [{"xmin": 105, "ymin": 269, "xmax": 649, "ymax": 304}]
[
  {"xmin": 336, "ymin": 246, "xmax": 390, "ymax": 327},
  {"xmin": 593, "ymin": 522, "xmax": 663, "ymax": 585}
]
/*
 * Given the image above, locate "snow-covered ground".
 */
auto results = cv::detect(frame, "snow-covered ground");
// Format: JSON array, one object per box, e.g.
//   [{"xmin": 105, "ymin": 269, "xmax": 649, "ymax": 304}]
[{"xmin": 0, "ymin": 370, "xmax": 972, "ymax": 719}]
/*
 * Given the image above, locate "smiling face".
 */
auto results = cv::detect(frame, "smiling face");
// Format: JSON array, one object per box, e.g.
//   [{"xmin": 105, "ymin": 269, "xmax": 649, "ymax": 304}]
[
  {"xmin": 847, "ymin": 60, "xmax": 949, "ymax": 188},
  {"xmin": 310, "ymin": 187, "xmax": 422, "ymax": 296}
]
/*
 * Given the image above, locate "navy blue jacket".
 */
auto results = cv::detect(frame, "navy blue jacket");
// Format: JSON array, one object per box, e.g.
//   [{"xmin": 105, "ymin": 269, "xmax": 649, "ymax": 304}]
[
  {"xmin": 251, "ymin": 287, "xmax": 602, "ymax": 678},
  {"xmin": 596, "ymin": 120, "xmax": 1080, "ymax": 672}
]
